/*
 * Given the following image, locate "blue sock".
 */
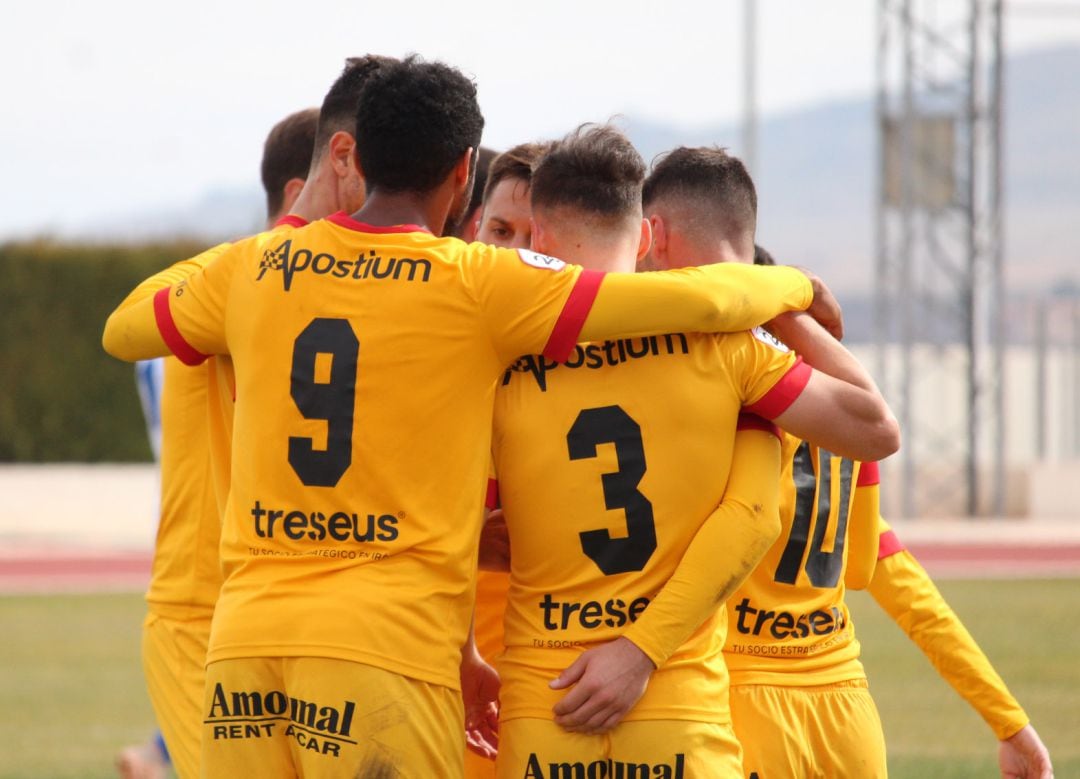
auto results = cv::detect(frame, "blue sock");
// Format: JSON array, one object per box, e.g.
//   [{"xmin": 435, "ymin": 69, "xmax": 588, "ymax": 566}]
[{"xmin": 154, "ymin": 731, "xmax": 171, "ymax": 765}]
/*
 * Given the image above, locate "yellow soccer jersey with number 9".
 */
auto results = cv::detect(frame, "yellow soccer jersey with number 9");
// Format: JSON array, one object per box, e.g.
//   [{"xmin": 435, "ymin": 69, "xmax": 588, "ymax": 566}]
[{"xmin": 492, "ymin": 328, "xmax": 807, "ymax": 722}]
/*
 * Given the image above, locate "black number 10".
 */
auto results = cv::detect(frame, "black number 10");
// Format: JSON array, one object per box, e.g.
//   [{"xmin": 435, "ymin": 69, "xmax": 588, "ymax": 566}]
[{"xmin": 773, "ymin": 441, "xmax": 855, "ymax": 588}]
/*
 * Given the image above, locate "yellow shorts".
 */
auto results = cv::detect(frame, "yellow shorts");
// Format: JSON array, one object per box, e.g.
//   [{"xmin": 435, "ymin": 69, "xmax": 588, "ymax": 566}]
[
  {"xmin": 729, "ymin": 679, "xmax": 886, "ymax": 779},
  {"xmin": 202, "ymin": 656, "xmax": 464, "ymax": 778},
  {"xmin": 142, "ymin": 610, "xmax": 212, "ymax": 779},
  {"xmin": 496, "ymin": 718, "xmax": 742, "ymax": 778}
]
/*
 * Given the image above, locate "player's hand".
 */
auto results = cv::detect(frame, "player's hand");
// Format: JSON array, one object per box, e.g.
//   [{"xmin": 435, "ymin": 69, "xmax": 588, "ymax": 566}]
[
  {"xmin": 479, "ymin": 509, "xmax": 511, "ymax": 572},
  {"xmin": 549, "ymin": 637, "xmax": 656, "ymax": 734},
  {"xmin": 795, "ymin": 266, "xmax": 844, "ymax": 341},
  {"xmin": 998, "ymin": 724, "xmax": 1053, "ymax": 779},
  {"xmin": 460, "ymin": 646, "xmax": 500, "ymax": 759}
]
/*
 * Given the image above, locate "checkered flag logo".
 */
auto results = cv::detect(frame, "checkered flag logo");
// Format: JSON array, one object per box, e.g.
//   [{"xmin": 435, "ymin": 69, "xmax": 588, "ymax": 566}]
[{"xmin": 256, "ymin": 240, "xmax": 290, "ymax": 281}]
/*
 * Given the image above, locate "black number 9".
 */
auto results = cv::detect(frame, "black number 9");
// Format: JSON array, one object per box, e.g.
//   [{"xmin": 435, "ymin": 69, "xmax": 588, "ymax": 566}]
[{"xmin": 287, "ymin": 318, "xmax": 358, "ymax": 487}]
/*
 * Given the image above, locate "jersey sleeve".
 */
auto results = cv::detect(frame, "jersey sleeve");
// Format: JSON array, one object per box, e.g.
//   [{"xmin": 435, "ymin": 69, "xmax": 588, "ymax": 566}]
[
  {"xmin": 866, "ymin": 525, "xmax": 1030, "ymax": 740},
  {"xmin": 620, "ymin": 418, "xmax": 783, "ymax": 667},
  {"xmin": 843, "ymin": 461, "xmax": 882, "ymax": 590},
  {"xmin": 578, "ymin": 263, "xmax": 813, "ymax": 346},
  {"xmin": 465, "ymin": 245, "xmax": 599, "ymax": 365},
  {"xmin": 725, "ymin": 328, "xmax": 811, "ymax": 415},
  {"xmin": 152, "ymin": 240, "xmax": 253, "ymax": 363},
  {"xmin": 468, "ymin": 249, "xmax": 813, "ymax": 366},
  {"xmin": 102, "ymin": 243, "xmax": 232, "ymax": 362}
]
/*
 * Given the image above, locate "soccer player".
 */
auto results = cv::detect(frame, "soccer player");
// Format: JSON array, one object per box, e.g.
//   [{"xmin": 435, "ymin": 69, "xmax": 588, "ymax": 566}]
[
  {"xmin": 467, "ymin": 139, "xmax": 552, "ymax": 779},
  {"xmin": 489, "ymin": 125, "xmax": 898, "ymax": 777},
  {"xmin": 101, "ymin": 56, "xmax": 867, "ymax": 778},
  {"xmin": 643, "ymin": 146, "xmax": 1051, "ymax": 779},
  {"xmin": 450, "ymin": 146, "xmax": 498, "ymax": 241},
  {"xmin": 475, "ymin": 141, "xmax": 550, "ymax": 250},
  {"xmin": 261, "ymin": 107, "xmax": 321, "ymax": 226},
  {"xmin": 112, "ymin": 60, "xmax": 386, "ymax": 779}
]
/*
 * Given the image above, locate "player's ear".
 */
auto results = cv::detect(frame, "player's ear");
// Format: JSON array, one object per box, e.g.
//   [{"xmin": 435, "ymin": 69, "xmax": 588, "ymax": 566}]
[
  {"xmin": 636, "ymin": 217, "xmax": 653, "ymax": 262},
  {"xmin": 281, "ymin": 177, "xmax": 306, "ymax": 214},
  {"xmin": 529, "ymin": 217, "xmax": 546, "ymax": 253},
  {"xmin": 327, "ymin": 131, "xmax": 356, "ymax": 177},
  {"xmin": 648, "ymin": 214, "xmax": 667, "ymax": 261},
  {"xmin": 454, "ymin": 147, "xmax": 474, "ymax": 188}
]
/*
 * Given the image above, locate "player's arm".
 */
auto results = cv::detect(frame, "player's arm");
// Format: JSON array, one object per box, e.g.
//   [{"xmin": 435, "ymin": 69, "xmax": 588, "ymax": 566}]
[
  {"xmin": 755, "ymin": 313, "xmax": 900, "ymax": 461},
  {"xmin": 550, "ymin": 422, "xmax": 782, "ymax": 734},
  {"xmin": 460, "ymin": 615, "xmax": 500, "ymax": 759},
  {"xmin": 867, "ymin": 525, "xmax": 1045, "ymax": 748},
  {"xmin": 842, "ymin": 462, "xmax": 882, "ymax": 590},
  {"xmin": 577, "ymin": 263, "xmax": 834, "ymax": 345},
  {"xmin": 103, "ymin": 242, "xmax": 241, "ymax": 364},
  {"xmin": 102, "ymin": 243, "xmax": 232, "ymax": 362}
]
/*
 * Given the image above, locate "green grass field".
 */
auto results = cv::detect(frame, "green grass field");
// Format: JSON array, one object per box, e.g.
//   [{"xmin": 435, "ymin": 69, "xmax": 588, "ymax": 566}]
[{"xmin": 1, "ymin": 580, "xmax": 1077, "ymax": 778}]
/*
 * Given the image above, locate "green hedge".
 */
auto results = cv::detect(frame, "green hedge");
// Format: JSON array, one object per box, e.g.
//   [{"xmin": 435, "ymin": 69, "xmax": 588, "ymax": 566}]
[{"xmin": 0, "ymin": 240, "xmax": 209, "ymax": 462}]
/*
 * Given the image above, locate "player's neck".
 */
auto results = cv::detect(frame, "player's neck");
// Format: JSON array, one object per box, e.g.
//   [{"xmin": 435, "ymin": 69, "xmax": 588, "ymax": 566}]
[
  {"xmin": 350, "ymin": 189, "xmax": 449, "ymax": 235},
  {"xmin": 288, "ymin": 164, "xmax": 343, "ymax": 224}
]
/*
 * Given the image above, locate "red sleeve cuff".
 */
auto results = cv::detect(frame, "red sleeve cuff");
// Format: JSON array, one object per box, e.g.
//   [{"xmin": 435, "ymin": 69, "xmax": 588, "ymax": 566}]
[
  {"xmin": 542, "ymin": 269, "xmax": 606, "ymax": 362},
  {"xmin": 744, "ymin": 357, "xmax": 811, "ymax": 419},
  {"xmin": 877, "ymin": 528, "xmax": 906, "ymax": 560},
  {"xmin": 485, "ymin": 478, "xmax": 500, "ymax": 511},
  {"xmin": 153, "ymin": 287, "xmax": 208, "ymax": 366},
  {"xmin": 857, "ymin": 461, "xmax": 881, "ymax": 486},
  {"xmin": 736, "ymin": 412, "xmax": 783, "ymax": 442}
]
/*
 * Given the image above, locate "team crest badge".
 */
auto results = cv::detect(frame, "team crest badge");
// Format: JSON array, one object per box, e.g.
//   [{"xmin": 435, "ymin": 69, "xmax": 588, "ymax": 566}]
[{"xmin": 516, "ymin": 248, "xmax": 566, "ymax": 272}]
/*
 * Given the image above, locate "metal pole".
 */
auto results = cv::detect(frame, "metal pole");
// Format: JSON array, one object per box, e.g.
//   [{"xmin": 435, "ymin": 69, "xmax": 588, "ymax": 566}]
[
  {"xmin": 990, "ymin": 0, "xmax": 1006, "ymax": 514},
  {"xmin": 1074, "ymin": 301, "xmax": 1080, "ymax": 457},
  {"xmin": 743, "ymin": 0, "xmax": 758, "ymax": 176},
  {"xmin": 875, "ymin": 1, "xmax": 891, "ymax": 396},
  {"xmin": 1035, "ymin": 300, "xmax": 1047, "ymax": 460},
  {"xmin": 899, "ymin": 0, "xmax": 917, "ymax": 518},
  {"xmin": 965, "ymin": 0, "xmax": 980, "ymax": 515}
]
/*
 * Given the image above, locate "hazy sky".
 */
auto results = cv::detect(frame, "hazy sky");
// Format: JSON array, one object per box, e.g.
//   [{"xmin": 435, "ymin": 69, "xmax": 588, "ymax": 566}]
[{"xmin": 3, "ymin": 0, "xmax": 1079, "ymax": 238}]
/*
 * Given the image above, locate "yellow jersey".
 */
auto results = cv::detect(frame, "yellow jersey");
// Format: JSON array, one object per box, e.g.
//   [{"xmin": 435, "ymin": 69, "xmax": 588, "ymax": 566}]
[
  {"xmin": 725, "ymin": 444, "xmax": 880, "ymax": 685},
  {"xmin": 133, "ymin": 212, "xmax": 814, "ymax": 689},
  {"xmin": 492, "ymin": 328, "xmax": 806, "ymax": 722}
]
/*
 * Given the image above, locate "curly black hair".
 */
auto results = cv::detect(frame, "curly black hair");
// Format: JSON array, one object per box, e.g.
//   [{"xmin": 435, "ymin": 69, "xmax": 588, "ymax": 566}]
[
  {"xmin": 530, "ymin": 124, "xmax": 644, "ymax": 220},
  {"xmin": 354, "ymin": 55, "xmax": 485, "ymax": 194}
]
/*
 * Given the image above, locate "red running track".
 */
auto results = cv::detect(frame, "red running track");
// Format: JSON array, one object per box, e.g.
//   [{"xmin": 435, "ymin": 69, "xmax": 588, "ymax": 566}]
[{"xmin": 2, "ymin": 541, "xmax": 1080, "ymax": 594}]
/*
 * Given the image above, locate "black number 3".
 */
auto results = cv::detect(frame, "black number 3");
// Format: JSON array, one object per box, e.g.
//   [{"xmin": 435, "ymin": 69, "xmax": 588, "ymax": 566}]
[
  {"xmin": 567, "ymin": 406, "xmax": 657, "ymax": 576},
  {"xmin": 288, "ymin": 318, "xmax": 358, "ymax": 487}
]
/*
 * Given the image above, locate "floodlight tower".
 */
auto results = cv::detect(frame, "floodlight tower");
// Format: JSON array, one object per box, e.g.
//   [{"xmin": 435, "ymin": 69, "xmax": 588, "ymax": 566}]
[{"xmin": 875, "ymin": 0, "xmax": 1005, "ymax": 517}]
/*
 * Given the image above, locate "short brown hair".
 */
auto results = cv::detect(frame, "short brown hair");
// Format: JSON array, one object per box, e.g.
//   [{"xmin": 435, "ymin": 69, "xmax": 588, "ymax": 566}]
[
  {"xmin": 481, "ymin": 141, "xmax": 549, "ymax": 205},
  {"xmin": 313, "ymin": 54, "xmax": 396, "ymax": 162},
  {"xmin": 260, "ymin": 108, "xmax": 319, "ymax": 219},
  {"xmin": 531, "ymin": 124, "xmax": 644, "ymax": 221},
  {"xmin": 642, "ymin": 146, "xmax": 757, "ymax": 238}
]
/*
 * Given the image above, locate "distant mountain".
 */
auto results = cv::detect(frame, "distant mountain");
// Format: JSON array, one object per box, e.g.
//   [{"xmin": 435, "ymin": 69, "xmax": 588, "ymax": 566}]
[
  {"xmin": 624, "ymin": 44, "xmax": 1080, "ymax": 300},
  {"xmin": 50, "ymin": 45, "xmax": 1079, "ymax": 307}
]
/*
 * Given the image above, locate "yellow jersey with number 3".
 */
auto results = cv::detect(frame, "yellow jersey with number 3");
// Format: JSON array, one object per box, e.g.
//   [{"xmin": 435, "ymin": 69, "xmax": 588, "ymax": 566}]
[{"xmin": 492, "ymin": 328, "xmax": 807, "ymax": 722}]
